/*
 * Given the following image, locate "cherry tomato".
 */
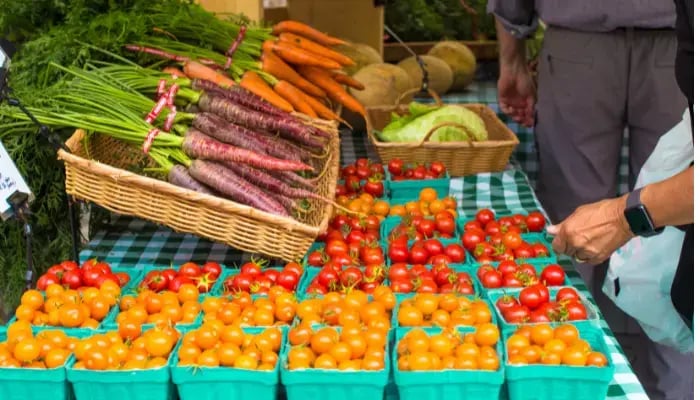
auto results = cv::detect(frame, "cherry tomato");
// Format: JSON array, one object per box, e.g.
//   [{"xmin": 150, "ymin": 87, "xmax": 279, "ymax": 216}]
[
  {"xmin": 342, "ymin": 165, "xmax": 357, "ymax": 179},
  {"xmin": 565, "ymin": 302, "xmax": 588, "ymax": 321},
  {"xmin": 326, "ymin": 240, "xmax": 349, "ymax": 259},
  {"xmin": 529, "ymin": 309, "xmax": 552, "ymax": 323},
  {"xmin": 356, "ymin": 165, "xmax": 371, "ymax": 180},
  {"xmin": 429, "ymin": 161, "xmax": 446, "ymax": 177},
  {"xmin": 497, "ymin": 260, "xmax": 519, "ymax": 276},
  {"xmin": 481, "ymin": 270, "xmax": 503, "ymax": 289},
  {"xmin": 362, "ymin": 180, "xmax": 384, "ymax": 197},
  {"xmin": 423, "ymin": 239, "xmax": 444, "ymax": 257},
  {"xmin": 388, "ymin": 263, "xmax": 410, "ymax": 281},
  {"xmin": 476, "ymin": 264, "xmax": 495, "ymax": 280},
  {"xmin": 307, "ymin": 251, "xmax": 325, "ymax": 267},
  {"xmin": 540, "ymin": 264, "xmax": 566, "ymax": 286},
  {"xmin": 340, "ymin": 267, "xmax": 364, "ymax": 287},
  {"xmin": 514, "ymin": 244, "xmax": 535, "ymax": 259},
  {"xmin": 409, "ymin": 246, "xmax": 430, "ymax": 265},
  {"xmin": 429, "ymin": 254, "xmax": 452, "ymax": 266},
  {"xmin": 462, "ymin": 229, "xmax": 486, "ymax": 251},
  {"xmin": 36, "ymin": 273, "xmax": 60, "ymax": 290},
  {"xmin": 556, "ymin": 287, "xmax": 580, "ymax": 303},
  {"xmin": 475, "ymin": 209, "xmax": 496, "ymax": 228},
  {"xmin": 519, "ymin": 263, "xmax": 537, "ymax": 278},
  {"xmin": 531, "ymin": 243, "xmax": 550, "ymax": 257},
  {"xmin": 61, "ymin": 270, "xmax": 83, "ymax": 290},
  {"xmin": 484, "ymin": 221, "xmax": 501, "ymax": 236},
  {"xmin": 415, "ymin": 278, "xmax": 438, "ymax": 293},
  {"xmin": 503, "ymin": 305, "xmax": 530, "ymax": 323},
  {"xmin": 178, "ymin": 262, "xmax": 201, "ymax": 278},
  {"xmin": 418, "ymin": 220, "xmax": 437, "ymax": 239},
  {"xmin": 225, "ymin": 273, "xmax": 253, "ymax": 292},
  {"xmin": 390, "ymin": 278, "xmax": 413, "ymax": 293},
  {"xmin": 201, "ymin": 262, "xmax": 222, "ymax": 279},
  {"xmin": 283, "ymin": 262, "xmax": 304, "ymax": 278},
  {"xmin": 526, "ymin": 211, "xmax": 547, "ymax": 232},
  {"xmin": 436, "ymin": 218, "xmax": 456, "ymax": 235},
  {"xmin": 463, "ymin": 220, "xmax": 482, "ymax": 232},
  {"xmin": 277, "ymin": 270, "xmax": 299, "ymax": 291},
  {"xmin": 496, "ymin": 295, "xmax": 518, "ymax": 313},
  {"xmin": 168, "ymin": 275, "xmax": 193, "ymax": 292},
  {"xmin": 519, "ymin": 286, "xmax": 546, "ymax": 310},
  {"xmin": 503, "ymin": 231, "xmax": 523, "ymax": 250},
  {"xmin": 502, "ymin": 272, "xmax": 524, "ymax": 287},
  {"xmin": 388, "ymin": 159, "xmax": 403, "ymax": 176},
  {"xmin": 263, "ymin": 269, "xmax": 279, "ymax": 283},
  {"xmin": 317, "ymin": 267, "xmax": 339, "ymax": 289},
  {"xmin": 388, "ymin": 245, "xmax": 409, "ymax": 264},
  {"xmin": 444, "ymin": 244, "xmax": 466, "ymax": 263},
  {"xmin": 345, "ymin": 176, "xmax": 362, "ymax": 193}
]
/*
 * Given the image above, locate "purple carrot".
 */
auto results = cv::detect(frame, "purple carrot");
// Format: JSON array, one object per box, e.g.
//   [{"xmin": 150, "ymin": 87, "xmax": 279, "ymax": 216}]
[
  {"xmin": 192, "ymin": 79, "xmax": 288, "ymax": 118},
  {"xmin": 197, "ymin": 94, "xmax": 327, "ymax": 149},
  {"xmin": 168, "ymin": 164, "xmax": 215, "ymax": 194},
  {"xmin": 188, "ymin": 160, "xmax": 288, "ymax": 216},
  {"xmin": 270, "ymin": 170, "xmax": 318, "ymax": 191},
  {"xmin": 191, "ymin": 112, "xmax": 308, "ymax": 163},
  {"xmin": 182, "ymin": 129, "xmax": 313, "ymax": 171},
  {"xmin": 224, "ymin": 162, "xmax": 331, "ymax": 204}
]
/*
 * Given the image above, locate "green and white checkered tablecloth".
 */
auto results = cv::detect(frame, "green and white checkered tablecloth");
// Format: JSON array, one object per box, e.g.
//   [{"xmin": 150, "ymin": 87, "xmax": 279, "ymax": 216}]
[
  {"xmin": 419, "ymin": 81, "xmax": 631, "ymax": 196},
  {"xmin": 80, "ymin": 129, "xmax": 648, "ymax": 400}
]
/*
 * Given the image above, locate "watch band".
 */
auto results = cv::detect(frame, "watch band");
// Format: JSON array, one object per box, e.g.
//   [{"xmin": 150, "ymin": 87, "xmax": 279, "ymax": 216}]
[
  {"xmin": 626, "ymin": 188, "xmax": 642, "ymax": 210},
  {"xmin": 625, "ymin": 188, "xmax": 663, "ymax": 236}
]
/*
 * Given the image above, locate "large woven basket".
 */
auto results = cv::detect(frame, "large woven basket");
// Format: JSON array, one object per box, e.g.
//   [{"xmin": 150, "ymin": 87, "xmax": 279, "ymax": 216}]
[
  {"xmin": 57, "ymin": 120, "xmax": 340, "ymax": 262},
  {"xmin": 366, "ymin": 90, "xmax": 519, "ymax": 177}
]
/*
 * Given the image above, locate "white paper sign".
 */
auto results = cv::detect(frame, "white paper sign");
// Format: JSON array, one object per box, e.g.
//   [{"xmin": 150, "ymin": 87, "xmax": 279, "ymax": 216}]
[{"xmin": 0, "ymin": 140, "xmax": 33, "ymax": 220}]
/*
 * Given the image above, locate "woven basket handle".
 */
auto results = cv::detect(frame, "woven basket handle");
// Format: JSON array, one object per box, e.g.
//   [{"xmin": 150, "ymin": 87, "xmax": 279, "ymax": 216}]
[
  {"xmin": 410, "ymin": 121, "xmax": 478, "ymax": 147},
  {"xmin": 396, "ymin": 87, "xmax": 444, "ymax": 107}
]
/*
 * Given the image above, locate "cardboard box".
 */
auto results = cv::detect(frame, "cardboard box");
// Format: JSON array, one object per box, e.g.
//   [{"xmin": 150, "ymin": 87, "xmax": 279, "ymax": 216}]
[
  {"xmin": 197, "ymin": 0, "xmax": 264, "ymax": 21},
  {"xmin": 286, "ymin": 0, "xmax": 384, "ymax": 56}
]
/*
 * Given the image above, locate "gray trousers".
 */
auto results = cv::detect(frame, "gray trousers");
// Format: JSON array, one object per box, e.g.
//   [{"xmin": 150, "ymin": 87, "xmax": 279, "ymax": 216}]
[{"xmin": 534, "ymin": 26, "xmax": 693, "ymax": 400}]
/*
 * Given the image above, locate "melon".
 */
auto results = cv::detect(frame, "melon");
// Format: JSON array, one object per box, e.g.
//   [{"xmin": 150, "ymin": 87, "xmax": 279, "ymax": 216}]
[
  {"xmin": 428, "ymin": 41, "xmax": 477, "ymax": 91},
  {"xmin": 397, "ymin": 55, "xmax": 454, "ymax": 96},
  {"xmin": 349, "ymin": 63, "xmax": 414, "ymax": 108},
  {"xmin": 332, "ymin": 42, "xmax": 383, "ymax": 76}
]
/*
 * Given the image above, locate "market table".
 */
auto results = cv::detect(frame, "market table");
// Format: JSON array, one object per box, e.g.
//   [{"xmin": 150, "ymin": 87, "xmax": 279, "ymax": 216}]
[{"xmin": 79, "ymin": 132, "xmax": 650, "ymax": 400}]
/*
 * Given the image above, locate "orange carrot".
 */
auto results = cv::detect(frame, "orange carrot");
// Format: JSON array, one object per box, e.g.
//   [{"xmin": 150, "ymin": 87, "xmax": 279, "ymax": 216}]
[
  {"xmin": 260, "ymin": 50, "xmax": 325, "ymax": 98},
  {"xmin": 332, "ymin": 72, "xmax": 365, "ymax": 90},
  {"xmin": 298, "ymin": 90, "xmax": 339, "ymax": 121},
  {"xmin": 274, "ymin": 80, "xmax": 318, "ymax": 118},
  {"xmin": 183, "ymin": 60, "xmax": 235, "ymax": 88},
  {"xmin": 298, "ymin": 65, "xmax": 366, "ymax": 117},
  {"xmin": 239, "ymin": 71, "xmax": 294, "ymax": 113},
  {"xmin": 163, "ymin": 67, "xmax": 187, "ymax": 78},
  {"xmin": 272, "ymin": 21, "xmax": 348, "ymax": 47},
  {"xmin": 262, "ymin": 40, "xmax": 342, "ymax": 70},
  {"xmin": 278, "ymin": 33, "xmax": 354, "ymax": 67}
]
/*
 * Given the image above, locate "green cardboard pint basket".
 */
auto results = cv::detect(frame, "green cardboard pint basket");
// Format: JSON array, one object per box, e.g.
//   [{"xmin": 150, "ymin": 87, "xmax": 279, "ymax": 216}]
[
  {"xmin": 393, "ymin": 327, "xmax": 505, "ymax": 400},
  {"xmin": 171, "ymin": 327, "xmax": 285, "ymax": 400},
  {"xmin": 505, "ymin": 324, "xmax": 615, "ymax": 400},
  {"xmin": 66, "ymin": 329, "xmax": 178, "ymax": 400},
  {"xmin": 280, "ymin": 326, "xmax": 390, "ymax": 400},
  {"xmin": 0, "ymin": 331, "xmax": 75, "ymax": 400}
]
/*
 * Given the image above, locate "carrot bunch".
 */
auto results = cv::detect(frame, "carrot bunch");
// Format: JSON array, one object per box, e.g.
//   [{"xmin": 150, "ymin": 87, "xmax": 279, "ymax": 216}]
[{"xmin": 260, "ymin": 21, "xmax": 367, "ymax": 119}]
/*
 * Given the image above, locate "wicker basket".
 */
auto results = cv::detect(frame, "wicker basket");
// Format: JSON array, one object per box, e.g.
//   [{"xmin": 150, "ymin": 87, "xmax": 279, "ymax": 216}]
[
  {"xmin": 57, "ymin": 119, "xmax": 340, "ymax": 262},
  {"xmin": 366, "ymin": 90, "xmax": 519, "ymax": 177}
]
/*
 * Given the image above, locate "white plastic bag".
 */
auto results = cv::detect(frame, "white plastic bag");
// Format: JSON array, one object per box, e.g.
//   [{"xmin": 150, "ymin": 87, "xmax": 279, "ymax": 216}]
[{"xmin": 603, "ymin": 108, "xmax": 694, "ymax": 353}]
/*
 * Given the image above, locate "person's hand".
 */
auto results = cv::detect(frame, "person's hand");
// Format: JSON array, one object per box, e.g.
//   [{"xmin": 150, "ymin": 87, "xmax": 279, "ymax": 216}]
[
  {"xmin": 546, "ymin": 196, "xmax": 634, "ymax": 265},
  {"xmin": 497, "ymin": 63, "xmax": 536, "ymax": 127}
]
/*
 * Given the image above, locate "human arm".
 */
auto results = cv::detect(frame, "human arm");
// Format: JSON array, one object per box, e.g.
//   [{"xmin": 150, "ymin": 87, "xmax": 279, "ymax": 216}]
[
  {"xmin": 641, "ymin": 165, "xmax": 694, "ymax": 227},
  {"xmin": 488, "ymin": 0, "xmax": 538, "ymax": 126},
  {"xmin": 547, "ymin": 166, "xmax": 694, "ymax": 264}
]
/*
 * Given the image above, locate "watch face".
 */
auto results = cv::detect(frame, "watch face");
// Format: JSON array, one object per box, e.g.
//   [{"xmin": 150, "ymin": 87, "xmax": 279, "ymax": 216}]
[{"xmin": 624, "ymin": 206, "xmax": 654, "ymax": 236}]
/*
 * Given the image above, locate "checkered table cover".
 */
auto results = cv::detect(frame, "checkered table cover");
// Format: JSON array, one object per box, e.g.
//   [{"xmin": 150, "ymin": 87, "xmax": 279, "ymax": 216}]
[
  {"xmin": 80, "ymin": 124, "xmax": 648, "ymax": 400},
  {"xmin": 413, "ymin": 81, "xmax": 631, "ymax": 195}
]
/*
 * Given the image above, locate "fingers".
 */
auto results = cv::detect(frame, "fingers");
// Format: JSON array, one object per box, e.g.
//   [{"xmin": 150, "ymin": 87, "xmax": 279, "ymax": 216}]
[{"xmin": 546, "ymin": 225, "xmax": 559, "ymax": 236}]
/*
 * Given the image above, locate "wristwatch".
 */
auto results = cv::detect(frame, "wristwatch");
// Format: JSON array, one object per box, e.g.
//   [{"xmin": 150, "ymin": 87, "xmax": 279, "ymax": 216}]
[{"xmin": 624, "ymin": 188, "xmax": 664, "ymax": 237}]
